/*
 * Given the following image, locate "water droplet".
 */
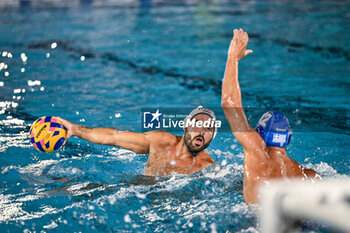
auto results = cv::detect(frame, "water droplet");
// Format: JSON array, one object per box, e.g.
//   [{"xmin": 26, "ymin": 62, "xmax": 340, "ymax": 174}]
[
  {"xmin": 210, "ymin": 223, "xmax": 217, "ymax": 233},
  {"xmin": 214, "ymin": 165, "xmax": 220, "ymax": 172},
  {"xmin": 136, "ymin": 192, "xmax": 146, "ymax": 199},
  {"xmin": 40, "ymin": 87, "xmax": 45, "ymax": 91},
  {"xmin": 21, "ymin": 68, "xmax": 25, "ymax": 72},
  {"xmin": 27, "ymin": 80, "xmax": 41, "ymax": 86},
  {"xmin": 0, "ymin": 82, "xmax": 4, "ymax": 87},
  {"xmin": 108, "ymin": 196, "xmax": 116, "ymax": 205},
  {"xmin": 2, "ymin": 51, "xmax": 8, "ymax": 57},
  {"xmin": 46, "ymin": 53, "xmax": 50, "ymax": 58},
  {"xmin": 124, "ymin": 214, "xmax": 131, "ymax": 223},
  {"xmin": 4, "ymin": 71, "xmax": 9, "ymax": 77},
  {"xmin": 51, "ymin": 42, "xmax": 57, "ymax": 49},
  {"xmin": 80, "ymin": 56, "xmax": 85, "ymax": 61},
  {"xmin": 221, "ymin": 160, "xmax": 227, "ymax": 166},
  {"xmin": 21, "ymin": 53, "xmax": 28, "ymax": 62}
]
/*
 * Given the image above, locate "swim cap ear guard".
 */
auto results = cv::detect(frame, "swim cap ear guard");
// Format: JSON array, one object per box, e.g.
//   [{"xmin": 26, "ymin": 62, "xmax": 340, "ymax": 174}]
[
  {"xmin": 255, "ymin": 111, "xmax": 292, "ymax": 148},
  {"xmin": 183, "ymin": 106, "xmax": 217, "ymax": 140}
]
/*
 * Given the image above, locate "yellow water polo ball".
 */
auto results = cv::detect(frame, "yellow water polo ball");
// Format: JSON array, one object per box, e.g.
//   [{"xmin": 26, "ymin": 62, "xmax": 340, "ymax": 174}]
[{"xmin": 29, "ymin": 116, "xmax": 67, "ymax": 152}]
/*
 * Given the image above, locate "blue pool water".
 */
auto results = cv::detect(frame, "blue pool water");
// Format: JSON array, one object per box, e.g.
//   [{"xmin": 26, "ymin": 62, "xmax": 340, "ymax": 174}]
[{"xmin": 0, "ymin": 0, "xmax": 349, "ymax": 232}]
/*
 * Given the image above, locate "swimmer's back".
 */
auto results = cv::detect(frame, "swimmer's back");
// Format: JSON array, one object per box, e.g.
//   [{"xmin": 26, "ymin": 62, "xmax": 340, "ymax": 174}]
[
  {"xmin": 265, "ymin": 148, "xmax": 318, "ymax": 178},
  {"xmin": 243, "ymin": 146, "xmax": 320, "ymax": 203}
]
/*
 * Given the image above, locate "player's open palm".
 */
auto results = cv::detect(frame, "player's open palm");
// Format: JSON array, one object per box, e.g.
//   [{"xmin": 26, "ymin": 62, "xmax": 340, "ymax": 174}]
[{"xmin": 228, "ymin": 28, "xmax": 253, "ymax": 60}]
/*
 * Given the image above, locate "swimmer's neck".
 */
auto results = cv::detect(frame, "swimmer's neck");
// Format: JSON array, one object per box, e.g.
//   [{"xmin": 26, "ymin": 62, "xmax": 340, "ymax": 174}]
[{"xmin": 266, "ymin": 146, "xmax": 286, "ymax": 154}]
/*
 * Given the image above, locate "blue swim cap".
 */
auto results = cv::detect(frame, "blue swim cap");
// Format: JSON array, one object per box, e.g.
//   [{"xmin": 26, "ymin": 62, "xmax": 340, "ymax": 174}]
[{"xmin": 255, "ymin": 111, "xmax": 292, "ymax": 148}]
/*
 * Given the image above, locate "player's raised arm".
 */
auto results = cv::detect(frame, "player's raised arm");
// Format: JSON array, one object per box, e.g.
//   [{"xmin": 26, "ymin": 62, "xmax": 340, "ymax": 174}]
[
  {"xmin": 221, "ymin": 29, "xmax": 265, "ymax": 154},
  {"xmin": 56, "ymin": 117, "xmax": 151, "ymax": 154}
]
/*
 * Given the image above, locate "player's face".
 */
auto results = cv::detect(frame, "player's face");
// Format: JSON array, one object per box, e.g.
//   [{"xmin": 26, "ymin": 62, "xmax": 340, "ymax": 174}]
[{"xmin": 184, "ymin": 114, "xmax": 214, "ymax": 153}]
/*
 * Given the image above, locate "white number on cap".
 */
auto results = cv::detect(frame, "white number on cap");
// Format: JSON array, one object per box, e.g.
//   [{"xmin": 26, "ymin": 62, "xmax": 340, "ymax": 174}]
[{"xmin": 259, "ymin": 112, "xmax": 272, "ymax": 127}]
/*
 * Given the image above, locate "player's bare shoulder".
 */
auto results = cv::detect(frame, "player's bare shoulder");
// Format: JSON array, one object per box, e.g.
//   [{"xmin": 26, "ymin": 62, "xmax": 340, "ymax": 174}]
[
  {"xmin": 199, "ymin": 150, "xmax": 215, "ymax": 165},
  {"xmin": 145, "ymin": 130, "xmax": 179, "ymax": 146},
  {"xmin": 205, "ymin": 154, "xmax": 215, "ymax": 165}
]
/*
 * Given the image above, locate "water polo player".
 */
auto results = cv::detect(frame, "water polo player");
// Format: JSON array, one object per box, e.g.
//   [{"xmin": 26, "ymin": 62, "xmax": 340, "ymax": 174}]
[
  {"xmin": 221, "ymin": 29, "xmax": 320, "ymax": 204},
  {"xmin": 56, "ymin": 106, "xmax": 216, "ymax": 176}
]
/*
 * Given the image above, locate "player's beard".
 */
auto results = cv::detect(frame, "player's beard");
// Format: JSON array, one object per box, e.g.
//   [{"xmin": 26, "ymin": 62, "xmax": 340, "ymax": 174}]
[{"xmin": 184, "ymin": 131, "xmax": 211, "ymax": 154}]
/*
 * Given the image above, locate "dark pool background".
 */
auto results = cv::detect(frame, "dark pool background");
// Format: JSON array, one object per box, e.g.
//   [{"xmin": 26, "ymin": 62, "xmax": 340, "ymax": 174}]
[{"xmin": 0, "ymin": 0, "xmax": 349, "ymax": 232}]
